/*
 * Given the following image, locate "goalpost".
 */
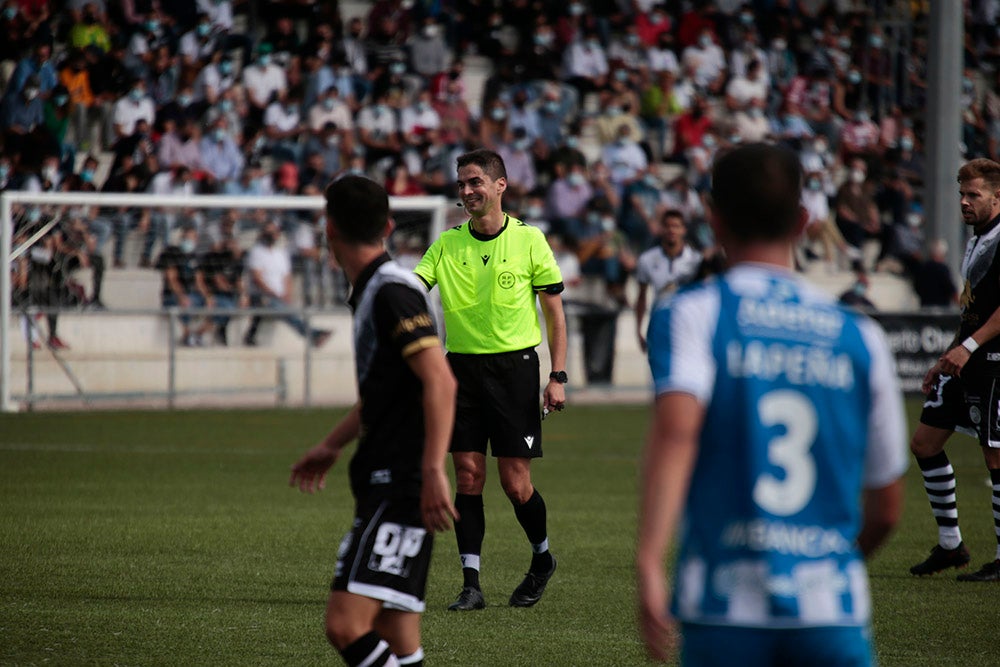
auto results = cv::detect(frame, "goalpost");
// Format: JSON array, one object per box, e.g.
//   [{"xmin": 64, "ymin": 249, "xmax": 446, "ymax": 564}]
[{"xmin": 1, "ymin": 190, "xmax": 451, "ymax": 412}]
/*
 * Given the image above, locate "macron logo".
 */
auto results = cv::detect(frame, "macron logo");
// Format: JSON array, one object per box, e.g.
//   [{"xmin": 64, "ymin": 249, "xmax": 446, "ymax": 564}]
[{"xmin": 524, "ymin": 436, "xmax": 534, "ymax": 449}]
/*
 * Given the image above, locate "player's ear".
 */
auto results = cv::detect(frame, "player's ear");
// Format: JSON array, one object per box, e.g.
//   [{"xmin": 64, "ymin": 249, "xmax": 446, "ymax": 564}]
[{"xmin": 383, "ymin": 216, "xmax": 396, "ymax": 240}]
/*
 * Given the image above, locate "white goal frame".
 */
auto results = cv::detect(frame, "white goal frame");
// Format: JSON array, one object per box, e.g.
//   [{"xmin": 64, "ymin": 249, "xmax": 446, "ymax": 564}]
[{"xmin": 1, "ymin": 190, "xmax": 450, "ymax": 412}]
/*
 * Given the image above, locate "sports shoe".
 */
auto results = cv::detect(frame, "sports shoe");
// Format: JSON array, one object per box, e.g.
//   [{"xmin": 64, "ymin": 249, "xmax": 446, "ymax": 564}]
[
  {"xmin": 48, "ymin": 336, "xmax": 70, "ymax": 350},
  {"xmin": 957, "ymin": 559, "xmax": 1000, "ymax": 582},
  {"xmin": 311, "ymin": 329, "xmax": 332, "ymax": 348},
  {"xmin": 509, "ymin": 557, "xmax": 557, "ymax": 607},
  {"xmin": 447, "ymin": 586, "xmax": 486, "ymax": 611},
  {"xmin": 909, "ymin": 542, "xmax": 971, "ymax": 575}
]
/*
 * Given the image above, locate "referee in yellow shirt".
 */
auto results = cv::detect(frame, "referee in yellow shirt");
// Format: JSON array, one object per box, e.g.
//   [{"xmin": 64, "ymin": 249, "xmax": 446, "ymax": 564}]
[{"xmin": 415, "ymin": 148, "xmax": 568, "ymax": 611}]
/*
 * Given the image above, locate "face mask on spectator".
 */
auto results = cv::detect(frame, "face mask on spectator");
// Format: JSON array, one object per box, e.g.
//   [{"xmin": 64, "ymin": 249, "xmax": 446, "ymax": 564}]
[
  {"xmin": 27, "ymin": 207, "xmax": 42, "ymax": 223},
  {"xmin": 565, "ymin": 136, "xmax": 578, "ymax": 149},
  {"xmin": 601, "ymin": 216, "xmax": 616, "ymax": 232},
  {"xmin": 81, "ymin": 168, "xmax": 95, "ymax": 182},
  {"xmin": 698, "ymin": 34, "xmax": 712, "ymax": 48},
  {"xmin": 220, "ymin": 99, "xmax": 233, "ymax": 112},
  {"xmin": 259, "ymin": 54, "xmax": 271, "ymax": 66},
  {"xmin": 900, "ymin": 136, "xmax": 914, "ymax": 151},
  {"xmin": 813, "ymin": 139, "xmax": 827, "ymax": 154},
  {"xmin": 0, "ymin": 164, "xmax": 8, "ymax": 181},
  {"xmin": 515, "ymin": 138, "xmax": 530, "ymax": 151},
  {"xmin": 178, "ymin": 94, "xmax": 192, "ymax": 106},
  {"xmin": 3, "ymin": 7, "xmax": 16, "ymax": 19},
  {"xmin": 24, "ymin": 87, "xmax": 38, "ymax": 100},
  {"xmin": 586, "ymin": 211, "xmax": 600, "ymax": 225},
  {"xmin": 219, "ymin": 60, "xmax": 233, "ymax": 75},
  {"xmin": 390, "ymin": 62, "xmax": 406, "ymax": 76},
  {"xmin": 180, "ymin": 238, "xmax": 196, "ymax": 253},
  {"xmin": 850, "ymin": 169, "xmax": 866, "ymax": 184},
  {"xmin": 491, "ymin": 108, "xmax": 506, "ymax": 121},
  {"xmin": 416, "ymin": 100, "xmax": 429, "ymax": 112},
  {"xmin": 42, "ymin": 165, "xmax": 58, "ymax": 182},
  {"xmin": 526, "ymin": 205, "xmax": 542, "ymax": 219},
  {"xmin": 544, "ymin": 100, "xmax": 560, "ymax": 114},
  {"xmin": 626, "ymin": 34, "xmax": 640, "ymax": 46},
  {"xmin": 374, "ymin": 104, "xmax": 388, "ymax": 116},
  {"xmin": 569, "ymin": 3, "xmax": 584, "ymax": 16},
  {"xmin": 54, "ymin": 95, "xmax": 68, "ymax": 106},
  {"xmin": 703, "ymin": 135, "xmax": 716, "ymax": 149},
  {"xmin": 614, "ymin": 69, "xmax": 629, "ymax": 82},
  {"xmin": 146, "ymin": 19, "xmax": 159, "ymax": 32},
  {"xmin": 644, "ymin": 174, "xmax": 659, "ymax": 188},
  {"xmin": 848, "ymin": 70, "xmax": 861, "ymax": 85},
  {"xmin": 568, "ymin": 172, "xmax": 585, "ymax": 187},
  {"xmin": 326, "ymin": 134, "xmax": 339, "ymax": 147},
  {"xmin": 749, "ymin": 107, "xmax": 763, "ymax": 118},
  {"xmin": 586, "ymin": 38, "xmax": 600, "ymax": 50},
  {"xmin": 197, "ymin": 22, "xmax": 210, "ymax": 37},
  {"xmin": 322, "ymin": 97, "xmax": 335, "ymax": 110},
  {"xmin": 808, "ymin": 177, "xmax": 822, "ymax": 190},
  {"xmin": 534, "ymin": 32, "xmax": 553, "ymax": 47},
  {"xmin": 423, "ymin": 25, "xmax": 438, "ymax": 38},
  {"xmin": 129, "ymin": 88, "xmax": 143, "ymax": 102},
  {"xmin": 855, "ymin": 110, "xmax": 869, "ymax": 123},
  {"xmin": 213, "ymin": 128, "xmax": 226, "ymax": 142},
  {"xmin": 869, "ymin": 35, "xmax": 883, "ymax": 49},
  {"xmin": 772, "ymin": 39, "xmax": 786, "ymax": 51}
]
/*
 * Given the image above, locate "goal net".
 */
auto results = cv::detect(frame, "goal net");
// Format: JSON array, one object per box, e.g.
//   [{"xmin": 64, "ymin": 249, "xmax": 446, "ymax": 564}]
[{"xmin": 1, "ymin": 190, "xmax": 454, "ymax": 412}]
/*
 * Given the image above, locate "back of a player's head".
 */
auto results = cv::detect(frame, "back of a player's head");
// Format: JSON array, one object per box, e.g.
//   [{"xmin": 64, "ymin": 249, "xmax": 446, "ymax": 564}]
[
  {"xmin": 710, "ymin": 142, "xmax": 803, "ymax": 243},
  {"xmin": 324, "ymin": 174, "xmax": 389, "ymax": 244},
  {"xmin": 958, "ymin": 158, "xmax": 1000, "ymax": 192},
  {"xmin": 457, "ymin": 148, "xmax": 507, "ymax": 181}
]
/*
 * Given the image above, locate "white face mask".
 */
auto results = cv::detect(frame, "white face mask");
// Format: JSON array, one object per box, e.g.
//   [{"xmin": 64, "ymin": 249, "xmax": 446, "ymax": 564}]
[{"xmin": 850, "ymin": 169, "xmax": 866, "ymax": 184}]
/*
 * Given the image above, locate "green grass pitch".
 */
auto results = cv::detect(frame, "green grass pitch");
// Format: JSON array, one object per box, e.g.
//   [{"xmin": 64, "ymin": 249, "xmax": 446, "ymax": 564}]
[{"xmin": 1, "ymin": 401, "xmax": 998, "ymax": 666}]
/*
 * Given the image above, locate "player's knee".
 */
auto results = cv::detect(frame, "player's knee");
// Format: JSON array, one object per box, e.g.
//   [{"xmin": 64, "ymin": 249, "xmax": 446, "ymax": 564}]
[
  {"xmin": 909, "ymin": 434, "xmax": 941, "ymax": 458},
  {"xmin": 454, "ymin": 466, "xmax": 484, "ymax": 494},
  {"xmin": 324, "ymin": 616, "xmax": 365, "ymax": 650},
  {"xmin": 500, "ymin": 477, "xmax": 533, "ymax": 504}
]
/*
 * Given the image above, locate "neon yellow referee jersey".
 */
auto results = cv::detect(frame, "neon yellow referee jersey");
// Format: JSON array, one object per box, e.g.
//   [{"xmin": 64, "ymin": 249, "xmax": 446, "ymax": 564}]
[{"xmin": 414, "ymin": 215, "xmax": 564, "ymax": 354}]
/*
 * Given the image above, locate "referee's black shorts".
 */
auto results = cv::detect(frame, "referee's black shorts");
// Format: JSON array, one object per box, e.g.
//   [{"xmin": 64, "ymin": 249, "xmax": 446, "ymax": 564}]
[{"xmin": 448, "ymin": 347, "xmax": 542, "ymax": 459}]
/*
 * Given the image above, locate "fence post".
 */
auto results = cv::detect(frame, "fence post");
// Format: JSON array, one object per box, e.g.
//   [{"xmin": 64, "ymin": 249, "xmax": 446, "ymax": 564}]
[
  {"xmin": 276, "ymin": 358, "xmax": 286, "ymax": 406},
  {"xmin": 167, "ymin": 309, "xmax": 177, "ymax": 409},
  {"xmin": 303, "ymin": 308, "xmax": 312, "ymax": 407}
]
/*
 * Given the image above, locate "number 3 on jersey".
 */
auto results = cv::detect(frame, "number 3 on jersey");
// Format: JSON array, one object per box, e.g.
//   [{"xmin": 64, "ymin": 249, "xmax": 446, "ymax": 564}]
[{"xmin": 752, "ymin": 390, "xmax": 818, "ymax": 517}]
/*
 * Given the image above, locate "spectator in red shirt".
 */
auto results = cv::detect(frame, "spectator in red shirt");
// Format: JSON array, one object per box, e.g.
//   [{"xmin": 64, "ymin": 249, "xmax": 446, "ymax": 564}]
[{"xmin": 671, "ymin": 96, "xmax": 712, "ymax": 163}]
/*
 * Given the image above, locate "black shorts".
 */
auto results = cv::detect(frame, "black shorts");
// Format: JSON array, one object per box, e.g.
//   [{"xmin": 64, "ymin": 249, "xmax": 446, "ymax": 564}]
[
  {"xmin": 331, "ymin": 496, "xmax": 433, "ymax": 612},
  {"xmin": 448, "ymin": 347, "xmax": 542, "ymax": 458},
  {"xmin": 920, "ymin": 372, "xmax": 1000, "ymax": 449}
]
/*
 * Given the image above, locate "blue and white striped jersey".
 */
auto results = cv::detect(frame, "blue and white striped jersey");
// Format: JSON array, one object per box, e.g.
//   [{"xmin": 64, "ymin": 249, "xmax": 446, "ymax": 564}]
[{"xmin": 647, "ymin": 264, "xmax": 907, "ymax": 629}]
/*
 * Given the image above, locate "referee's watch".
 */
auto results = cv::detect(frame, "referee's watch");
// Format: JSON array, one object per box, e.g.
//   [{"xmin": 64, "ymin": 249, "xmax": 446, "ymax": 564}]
[{"xmin": 549, "ymin": 370, "xmax": 568, "ymax": 384}]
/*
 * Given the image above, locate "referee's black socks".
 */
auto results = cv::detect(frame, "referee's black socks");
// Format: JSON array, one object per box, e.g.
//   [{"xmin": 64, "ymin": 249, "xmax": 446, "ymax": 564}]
[
  {"xmin": 513, "ymin": 489, "xmax": 554, "ymax": 573},
  {"xmin": 455, "ymin": 493, "xmax": 485, "ymax": 589}
]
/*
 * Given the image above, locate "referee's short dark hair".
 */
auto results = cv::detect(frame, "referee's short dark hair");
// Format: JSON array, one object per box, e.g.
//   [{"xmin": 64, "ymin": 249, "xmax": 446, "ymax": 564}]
[
  {"xmin": 457, "ymin": 148, "xmax": 507, "ymax": 181},
  {"xmin": 710, "ymin": 142, "xmax": 803, "ymax": 243},
  {"xmin": 324, "ymin": 174, "xmax": 389, "ymax": 244}
]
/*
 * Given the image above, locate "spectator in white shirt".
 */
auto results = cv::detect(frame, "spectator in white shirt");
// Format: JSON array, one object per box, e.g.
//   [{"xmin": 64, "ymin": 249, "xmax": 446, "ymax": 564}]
[
  {"xmin": 562, "ymin": 30, "xmax": 609, "ymax": 96},
  {"xmin": 681, "ymin": 27, "xmax": 726, "ymax": 93},
  {"xmin": 111, "ymin": 77, "xmax": 155, "ymax": 141},
  {"xmin": 192, "ymin": 53, "xmax": 236, "ymax": 108},
  {"xmin": 141, "ymin": 166, "xmax": 198, "ymax": 266},
  {"xmin": 242, "ymin": 42, "xmax": 287, "ymax": 125},
  {"xmin": 599, "ymin": 124, "xmax": 648, "ymax": 193},
  {"xmin": 725, "ymin": 59, "xmax": 768, "ymax": 112},
  {"xmin": 263, "ymin": 87, "xmax": 306, "ymax": 164}
]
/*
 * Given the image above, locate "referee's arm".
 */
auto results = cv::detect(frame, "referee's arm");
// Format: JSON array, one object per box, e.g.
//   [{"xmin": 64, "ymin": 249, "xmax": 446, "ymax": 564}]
[{"xmin": 538, "ymin": 289, "xmax": 567, "ymax": 411}]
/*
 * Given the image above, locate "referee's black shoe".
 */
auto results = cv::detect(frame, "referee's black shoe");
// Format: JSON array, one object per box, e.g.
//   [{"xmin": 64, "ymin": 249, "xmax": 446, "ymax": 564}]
[
  {"xmin": 447, "ymin": 586, "xmax": 486, "ymax": 611},
  {"xmin": 509, "ymin": 557, "xmax": 557, "ymax": 607}
]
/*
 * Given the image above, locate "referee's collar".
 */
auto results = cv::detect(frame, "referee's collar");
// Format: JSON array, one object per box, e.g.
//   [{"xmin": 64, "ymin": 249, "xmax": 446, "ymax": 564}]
[
  {"xmin": 468, "ymin": 214, "xmax": 510, "ymax": 241},
  {"xmin": 347, "ymin": 252, "xmax": 392, "ymax": 312}
]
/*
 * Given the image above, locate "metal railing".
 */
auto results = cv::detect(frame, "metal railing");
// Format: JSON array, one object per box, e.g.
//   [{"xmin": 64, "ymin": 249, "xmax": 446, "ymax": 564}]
[{"xmin": 10, "ymin": 304, "xmax": 348, "ymax": 410}]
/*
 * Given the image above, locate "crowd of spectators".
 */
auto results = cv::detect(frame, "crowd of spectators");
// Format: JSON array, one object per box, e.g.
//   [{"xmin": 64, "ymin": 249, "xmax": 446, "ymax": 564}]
[{"xmin": 4, "ymin": 0, "xmax": 996, "ymax": 349}]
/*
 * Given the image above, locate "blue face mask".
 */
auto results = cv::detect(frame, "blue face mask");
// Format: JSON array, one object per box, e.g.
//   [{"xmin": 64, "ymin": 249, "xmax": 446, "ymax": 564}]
[
  {"xmin": 81, "ymin": 168, "xmax": 94, "ymax": 183},
  {"xmin": 129, "ymin": 88, "xmax": 143, "ymax": 101},
  {"xmin": 219, "ymin": 60, "xmax": 233, "ymax": 75},
  {"xmin": 0, "ymin": 165, "xmax": 9, "ymax": 180},
  {"xmin": 565, "ymin": 136, "xmax": 578, "ymax": 149},
  {"xmin": 220, "ymin": 99, "xmax": 233, "ymax": 112},
  {"xmin": 146, "ymin": 20, "xmax": 159, "ymax": 32},
  {"xmin": 54, "ymin": 95, "xmax": 68, "ymax": 106},
  {"xmin": 3, "ymin": 7, "xmax": 16, "ymax": 19},
  {"xmin": 180, "ymin": 238, "xmax": 196, "ymax": 254},
  {"xmin": 197, "ymin": 23, "xmax": 210, "ymax": 37},
  {"xmin": 213, "ymin": 128, "xmax": 225, "ymax": 142},
  {"xmin": 259, "ymin": 54, "xmax": 271, "ymax": 67}
]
